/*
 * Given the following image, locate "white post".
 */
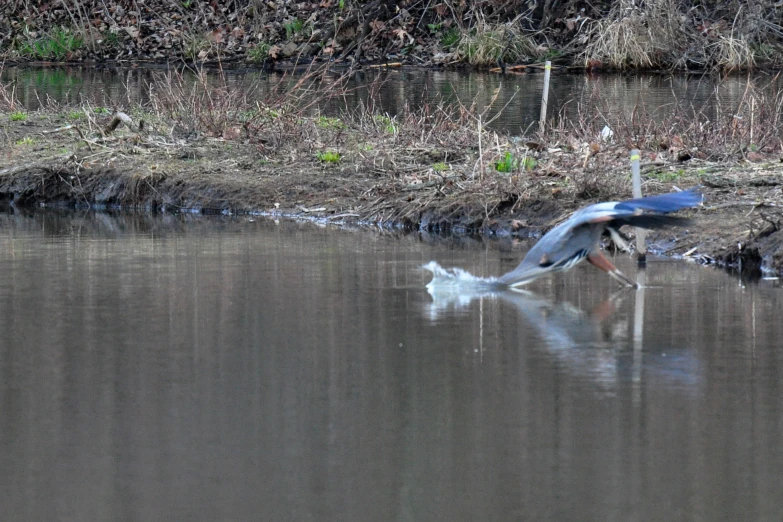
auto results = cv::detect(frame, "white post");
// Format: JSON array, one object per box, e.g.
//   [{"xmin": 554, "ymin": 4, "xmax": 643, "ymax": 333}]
[
  {"xmin": 539, "ymin": 61, "xmax": 551, "ymax": 134},
  {"xmin": 632, "ymin": 266, "xmax": 645, "ymax": 405},
  {"xmin": 630, "ymin": 149, "xmax": 646, "ymax": 261}
]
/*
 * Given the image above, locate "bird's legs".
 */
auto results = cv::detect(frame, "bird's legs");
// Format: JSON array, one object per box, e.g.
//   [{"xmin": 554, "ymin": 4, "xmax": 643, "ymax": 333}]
[
  {"xmin": 606, "ymin": 226, "xmax": 632, "ymax": 253},
  {"xmin": 587, "ymin": 251, "xmax": 638, "ymax": 288}
]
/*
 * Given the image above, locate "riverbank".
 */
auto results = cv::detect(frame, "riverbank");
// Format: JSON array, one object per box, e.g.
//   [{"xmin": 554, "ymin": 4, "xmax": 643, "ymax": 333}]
[
  {"xmin": 2, "ymin": 82, "xmax": 782, "ymax": 278},
  {"xmin": 1, "ymin": 1, "xmax": 782, "ymax": 72}
]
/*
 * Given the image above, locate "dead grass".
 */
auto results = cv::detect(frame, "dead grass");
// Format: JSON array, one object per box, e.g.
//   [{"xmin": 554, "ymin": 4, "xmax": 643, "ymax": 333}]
[
  {"xmin": 456, "ymin": 13, "xmax": 541, "ymax": 66},
  {"xmin": 0, "ymin": 65, "xmax": 21, "ymax": 112},
  {"xmin": 548, "ymin": 75, "xmax": 783, "ymax": 161},
  {"xmin": 579, "ymin": 0, "xmax": 783, "ymax": 71},
  {"xmin": 705, "ymin": 34, "xmax": 756, "ymax": 72},
  {"xmin": 579, "ymin": 0, "xmax": 686, "ymax": 70}
]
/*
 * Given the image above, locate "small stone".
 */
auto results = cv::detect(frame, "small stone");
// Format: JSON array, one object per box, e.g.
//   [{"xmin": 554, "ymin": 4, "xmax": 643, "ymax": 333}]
[{"xmin": 280, "ymin": 42, "xmax": 298, "ymax": 57}]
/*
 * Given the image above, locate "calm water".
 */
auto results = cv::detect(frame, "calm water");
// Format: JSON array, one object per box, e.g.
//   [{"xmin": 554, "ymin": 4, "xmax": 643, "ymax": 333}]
[
  {"xmin": 0, "ymin": 211, "xmax": 782, "ymax": 521},
  {"xmin": 1, "ymin": 65, "xmax": 770, "ymax": 133}
]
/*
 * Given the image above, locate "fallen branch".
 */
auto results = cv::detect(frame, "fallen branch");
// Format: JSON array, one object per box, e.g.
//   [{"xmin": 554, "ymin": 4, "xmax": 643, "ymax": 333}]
[{"xmin": 103, "ymin": 112, "xmax": 141, "ymax": 135}]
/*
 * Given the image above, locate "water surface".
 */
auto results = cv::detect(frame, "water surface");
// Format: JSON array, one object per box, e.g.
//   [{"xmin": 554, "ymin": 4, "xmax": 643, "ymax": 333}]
[{"xmin": 0, "ymin": 211, "xmax": 782, "ymax": 521}]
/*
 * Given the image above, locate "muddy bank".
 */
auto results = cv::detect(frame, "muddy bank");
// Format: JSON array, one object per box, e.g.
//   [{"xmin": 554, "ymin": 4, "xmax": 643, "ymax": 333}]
[{"xmin": 2, "ymin": 109, "xmax": 782, "ymax": 278}]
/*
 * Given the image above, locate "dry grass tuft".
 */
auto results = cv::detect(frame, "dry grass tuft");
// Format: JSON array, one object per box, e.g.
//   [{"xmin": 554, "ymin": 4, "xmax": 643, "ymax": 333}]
[
  {"xmin": 456, "ymin": 14, "xmax": 541, "ymax": 66},
  {"xmin": 705, "ymin": 34, "xmax": 755, "ymax": 72},
  {"xmin": 580, "ymin": 0, "xmax": 783, "ymax": 71},
  {"xmin": 0, "ymin": 66, "xmax": 22, "ymax": 112},
  {"xmin": 142, "ymin": 63, "xmax": 359, "ymax": 147},
  {"xmin": 579, "ymin": 0, "xmax": 685, "ymax": 70}
]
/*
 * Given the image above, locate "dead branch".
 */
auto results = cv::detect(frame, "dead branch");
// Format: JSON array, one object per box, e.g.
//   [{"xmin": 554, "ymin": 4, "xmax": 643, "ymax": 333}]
[{"xmin": 103, "ymin": 112, "xmax": 141, "ymax": 135}]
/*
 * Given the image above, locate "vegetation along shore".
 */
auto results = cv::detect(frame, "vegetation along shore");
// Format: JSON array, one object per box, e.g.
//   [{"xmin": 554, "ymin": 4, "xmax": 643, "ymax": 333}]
[
  {"xmin": 1, "ymin": 0, "xmax": 782, "ymax": 71},
  {"xmin": 2, "ymin": 64, "xmax": 782, "ymax": 278},
  {"xmin": 1, "ymin": 1, "xmax": 782, "ymax": 278}
]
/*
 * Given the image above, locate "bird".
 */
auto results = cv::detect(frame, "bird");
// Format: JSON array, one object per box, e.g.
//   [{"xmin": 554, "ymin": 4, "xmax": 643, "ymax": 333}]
[{"xmin": 498, "ymin": 188, "xmax": 703, "ymax": 288}]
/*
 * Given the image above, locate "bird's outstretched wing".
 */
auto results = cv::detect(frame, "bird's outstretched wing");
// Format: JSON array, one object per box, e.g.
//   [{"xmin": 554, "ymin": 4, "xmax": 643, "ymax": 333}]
[
  {"xmin": 567, "ymin": 188, "xmax": 703, "ymax": 229},
  {"xmin": 615, "ymin": 188, "xmax": 704, "ymax": 214}
]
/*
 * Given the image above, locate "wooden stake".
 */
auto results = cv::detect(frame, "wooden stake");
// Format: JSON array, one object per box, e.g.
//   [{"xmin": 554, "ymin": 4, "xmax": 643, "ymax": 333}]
[
  {"xmin": 539, "ymin": 61, "xmax": 551, "ymax": 134},
  {"xmin": 630, "ymin": 149, "xmax": 646, "ymax": 262}
]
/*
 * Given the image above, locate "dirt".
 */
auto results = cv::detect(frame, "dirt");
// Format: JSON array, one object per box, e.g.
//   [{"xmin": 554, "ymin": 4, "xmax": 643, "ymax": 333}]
[{"xmin": 2, "ymin": 109, "xmax": 782, "ymax": 278}]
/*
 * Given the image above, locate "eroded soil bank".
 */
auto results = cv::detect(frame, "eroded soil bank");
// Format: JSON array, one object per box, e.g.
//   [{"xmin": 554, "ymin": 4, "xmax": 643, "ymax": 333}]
[{"xmin": 2, "ymin": 108, "xmax": 782, "ymax": 278}]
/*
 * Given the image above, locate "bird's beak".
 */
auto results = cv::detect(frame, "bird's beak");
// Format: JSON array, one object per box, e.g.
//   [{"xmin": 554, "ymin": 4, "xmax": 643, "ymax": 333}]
[
  {"xmin": 502, "ymin": 267, "xmax": 549, "ymax": 288},
  {"xmin": 507, "ymin": 277, "xmax": 535, "ymax": 288}
]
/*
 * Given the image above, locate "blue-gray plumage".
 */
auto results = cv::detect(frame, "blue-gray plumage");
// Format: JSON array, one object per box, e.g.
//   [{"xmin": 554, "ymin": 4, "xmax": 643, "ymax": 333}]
[{"xmin": 499, "ymin": 189, "xmax": 703, "ymax": 288}]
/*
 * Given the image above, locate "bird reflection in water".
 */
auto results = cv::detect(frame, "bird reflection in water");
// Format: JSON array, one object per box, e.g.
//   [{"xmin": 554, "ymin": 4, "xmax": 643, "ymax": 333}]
[
  {"xmin": 423, "ymin": 261, "xmax": 700, "ymax": 389},
  {"xmin": 423, "ymin": 260, "xmax": 626, "ymax": 346}
]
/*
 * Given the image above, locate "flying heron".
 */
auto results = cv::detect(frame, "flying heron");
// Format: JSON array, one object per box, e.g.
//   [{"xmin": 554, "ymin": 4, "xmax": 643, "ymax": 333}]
[{"xmin": 498, "ymin": 188, "xmax": 703, "ymax": 288}]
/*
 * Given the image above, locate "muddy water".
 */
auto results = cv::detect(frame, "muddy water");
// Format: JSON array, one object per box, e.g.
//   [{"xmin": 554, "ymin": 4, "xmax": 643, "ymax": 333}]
[
  {"xmin": 0, "ymin": 211, "xmax": 781, "ymax": 521},
  {"xmin": 0, "ymin": 65, "xmax": 764, "ymax": 133}
]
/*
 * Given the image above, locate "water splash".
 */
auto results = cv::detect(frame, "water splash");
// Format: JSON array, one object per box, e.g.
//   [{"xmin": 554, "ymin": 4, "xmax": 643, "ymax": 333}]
[
  {"xmin": 422, "ymin": 261, "xmax": 502, "ymax": 292},
  {"xmin": 421, "ymin": 262, "xmax": 505, "ymax": 320}
]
